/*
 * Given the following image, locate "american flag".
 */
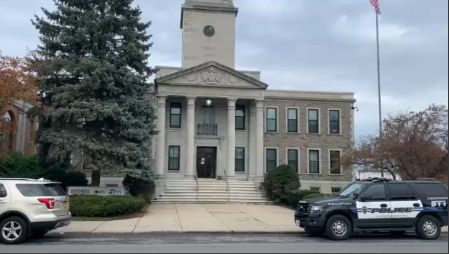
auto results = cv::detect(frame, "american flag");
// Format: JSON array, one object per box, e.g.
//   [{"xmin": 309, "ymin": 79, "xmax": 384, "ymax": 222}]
[{"xmin": 370, "ymin": 0, "xmax": 381, "ymax": 15}]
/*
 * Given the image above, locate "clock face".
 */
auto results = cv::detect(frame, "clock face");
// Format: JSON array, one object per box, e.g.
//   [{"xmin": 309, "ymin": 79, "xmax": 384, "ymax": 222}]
[{"xmin": 203, "ymin": 25, "xmax": 215, "ymax": 37}]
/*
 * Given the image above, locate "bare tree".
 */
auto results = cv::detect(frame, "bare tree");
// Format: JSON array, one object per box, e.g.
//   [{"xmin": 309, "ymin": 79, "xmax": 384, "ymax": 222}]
[{"xmin": 345, "ymin": 105, "xmax": 448, "ymax": 181}]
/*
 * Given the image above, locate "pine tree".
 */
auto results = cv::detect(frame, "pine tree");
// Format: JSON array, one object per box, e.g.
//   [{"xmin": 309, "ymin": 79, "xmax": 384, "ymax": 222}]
[{"xmin": 33, "ymin": 0, "xmax": 156, "ymax": 185}]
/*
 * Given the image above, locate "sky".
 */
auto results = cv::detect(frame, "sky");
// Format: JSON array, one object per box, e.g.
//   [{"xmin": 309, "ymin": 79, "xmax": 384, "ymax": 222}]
[{"xmin": 0, "ymin": 0, "xmax": 447, "ymax": 139}]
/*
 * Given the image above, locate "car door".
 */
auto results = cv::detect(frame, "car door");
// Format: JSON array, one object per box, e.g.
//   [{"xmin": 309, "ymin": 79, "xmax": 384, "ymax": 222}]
[
  {"xmin": 387, "ymin": 182, "xmax": 421, "ymax": 227},
  {"xmin": 356, "ymin": 182, "xmax": 391, "ymax": 228},
  {"xmin": 0, "ymin": 183, "xmax": 10, "ymax": 215}
]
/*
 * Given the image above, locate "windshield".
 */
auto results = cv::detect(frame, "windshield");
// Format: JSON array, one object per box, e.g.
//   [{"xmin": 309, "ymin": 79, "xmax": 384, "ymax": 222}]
[{"xmin": 338, "ymin": 183, "xmax": 367, "ymax": 198}]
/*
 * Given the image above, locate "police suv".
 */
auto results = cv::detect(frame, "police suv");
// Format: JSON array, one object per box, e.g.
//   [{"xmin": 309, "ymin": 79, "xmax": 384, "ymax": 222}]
[{"xmin": 295, "ymin": 178, "xmax": 448, "ymax": 240}]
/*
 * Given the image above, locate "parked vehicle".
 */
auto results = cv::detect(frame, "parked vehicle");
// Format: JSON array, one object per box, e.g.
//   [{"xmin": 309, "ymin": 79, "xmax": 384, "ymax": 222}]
[
  {"xmin": 0, "ymin": 178, "xmax": 71, "ymax": 244},
  {"xmin": 295, "ymin": 178, "xmax": 448, "ymax": 240}
]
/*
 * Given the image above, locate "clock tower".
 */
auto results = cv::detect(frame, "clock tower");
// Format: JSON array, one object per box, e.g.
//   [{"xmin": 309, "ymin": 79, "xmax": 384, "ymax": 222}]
[{"xmin": 181, "ymin": 0, "xmax": 238, "ymax": 69}]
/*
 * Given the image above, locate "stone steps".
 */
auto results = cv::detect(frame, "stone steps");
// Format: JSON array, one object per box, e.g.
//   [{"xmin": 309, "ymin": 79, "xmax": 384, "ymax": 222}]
[{"xmin": 154, "ymin": 179, "xmax": 269, "ymax": 204}]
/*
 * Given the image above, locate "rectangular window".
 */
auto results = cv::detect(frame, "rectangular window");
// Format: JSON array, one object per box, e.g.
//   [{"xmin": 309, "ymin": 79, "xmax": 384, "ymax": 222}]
[
  {"xmin": 332, "ymin": 187, "xmax": 342, "ymax": 194},
  {"xmin": 168, "ymin": 146, "xmax": 180, "ymax": 171},
  {"xmin": 388, "ymin": 183, "xmax": 415, "ymax": 200},
  {"xmin": 170, "ymin": 103, "xmax": 182, "ymax": 128},
  {"xmin": 308, "ymin": 109, "xmax": 319, "ymax": 134},
  {"xmin": 287, "ymin": 108, "xmax": 298, "ymax": 133},
  {"xmin": 310, "ymin": 187, "xmax": 321, "ymax": 193},
  {"xmin": 287, "ymin": 149, "xmax": 299, "ymax": 173},
  {"xmin": 329, "ymin": 110, "xmax": 341, "ymax": 134},
  {"xmin": 266, "ymin": 108, "xmax": 277, "ymax": 132},
  {"xmin": 308, "ymin": 150, "xmax": 320, "ymax": 174},
  {"xmin": 235, "ymin": 147, "xmax": 245, "ymax": 172},
  {"xmin": 236, "ymin": 105, "xmax": 246, "ymax": 130},
  {"xmin": 15, "ymin": 184, "xmax": 65, "ymax": 197},
  {"xmin": 266, "ymin": 149, "xmax": 277, "ymax": 172},
  {"xmin": 329, "ymin": 150, "xmax": 342, "ymax": 175}
]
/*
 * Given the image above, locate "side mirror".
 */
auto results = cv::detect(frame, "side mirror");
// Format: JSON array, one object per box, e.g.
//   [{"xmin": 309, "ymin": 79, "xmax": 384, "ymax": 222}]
[{"xmin": 0, "ymin": 190, "xmax": 6, "ymax": 198}]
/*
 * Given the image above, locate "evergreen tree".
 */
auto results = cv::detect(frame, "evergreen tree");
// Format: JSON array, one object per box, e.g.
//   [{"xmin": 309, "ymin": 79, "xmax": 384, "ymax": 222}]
[{"xmin": 33, "ymin": 0, "xmax": 156, "ymax": 185}]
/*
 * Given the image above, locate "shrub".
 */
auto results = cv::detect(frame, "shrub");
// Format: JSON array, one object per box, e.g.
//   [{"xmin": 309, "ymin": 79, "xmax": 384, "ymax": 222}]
[
  {"xmin": 0, "ymin": 153, "xmax": 45, "ymax": 178},
  {"xmin": 262, "ymin": 165, "xmax": 300, "ymax": 202},
  {"xmin": 62, "ymin": 171, "xmax": 88, "ymax": 189},
  {"xmin": 122, "ymin": 174, "xmax": 156, "ymax": 202},
  {"xmin": 281, "ymin": 190, "xmax": 320, "ymax": 208},
  {"xmin": 69, "ymin": 196, "xmax": 146, "ymax": 217}
]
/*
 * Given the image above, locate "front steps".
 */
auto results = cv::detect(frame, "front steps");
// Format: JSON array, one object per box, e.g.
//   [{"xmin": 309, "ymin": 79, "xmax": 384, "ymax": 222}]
[{"xmin": 153, "ymin": 179, "xmax": 270, "ymax": 204}]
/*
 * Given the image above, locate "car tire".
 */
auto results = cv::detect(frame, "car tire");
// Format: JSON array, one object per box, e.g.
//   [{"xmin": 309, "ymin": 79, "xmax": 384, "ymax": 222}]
[
  {"xmin": 325, "ymin": 215, "xmax": 352, "ymax": 241},
  {"xmin": 31, "ymin": 229, "xmax": 49, "ymax": 239},
  {"xmin": 0, "ymin": 216, "xmax": 29, "ymax": 244},
  {"xmin": 416, "ymin": 215, "xmax": 441, "ymax": 240}
]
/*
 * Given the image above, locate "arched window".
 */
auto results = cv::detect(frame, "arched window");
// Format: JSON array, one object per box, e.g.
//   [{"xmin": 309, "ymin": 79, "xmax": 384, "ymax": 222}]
[{"xmin": 0, "ymin": 111, "xmax": 15, "ymax": 152}]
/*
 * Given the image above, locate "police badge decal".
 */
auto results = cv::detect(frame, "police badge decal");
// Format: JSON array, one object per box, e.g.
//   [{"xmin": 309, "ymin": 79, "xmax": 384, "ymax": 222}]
[{"xmin": 362, "ymin": 206, "xmax": 368, "ymax": 214}]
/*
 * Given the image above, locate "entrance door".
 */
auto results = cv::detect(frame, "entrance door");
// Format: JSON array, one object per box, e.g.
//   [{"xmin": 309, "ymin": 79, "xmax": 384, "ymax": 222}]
[{"xmin": 196, "ymin": 147, "xmax": 217, "ymax": 178}]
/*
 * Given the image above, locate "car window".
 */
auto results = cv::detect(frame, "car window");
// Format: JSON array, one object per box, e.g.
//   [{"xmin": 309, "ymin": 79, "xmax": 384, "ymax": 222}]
[
  {"xmin": 389, "ymin": 183, "xmax": 415, "ymax": 200},
  {"xmin": 0, "ymin": 184, "xmax": 7, "ymax": 198},
  {"xmin": 339, "ymin": 183, "xmax": 368, "ymax": 198},
  {"xmin": 412, "ymin": 183, "xmax": 448, "ymax": 198},
  {"xmin": 361, "ymin": 183, "xmax": 386, "ymax": 201},
  {"xmin": 16, "ymin": 183, "xmax": 66, "ymax": 197}
]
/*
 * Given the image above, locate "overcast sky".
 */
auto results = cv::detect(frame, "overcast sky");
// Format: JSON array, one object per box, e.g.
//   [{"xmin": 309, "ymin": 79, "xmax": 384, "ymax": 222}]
[{"xmin": 0, "ymin": 0, "xmax": 447, "ymax": 139}]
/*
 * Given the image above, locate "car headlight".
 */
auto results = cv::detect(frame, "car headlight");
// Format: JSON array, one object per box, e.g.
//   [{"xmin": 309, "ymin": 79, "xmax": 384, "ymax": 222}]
[{"xmin": 311, "ymin": 205, "xmax": 323, "ymax": 212}]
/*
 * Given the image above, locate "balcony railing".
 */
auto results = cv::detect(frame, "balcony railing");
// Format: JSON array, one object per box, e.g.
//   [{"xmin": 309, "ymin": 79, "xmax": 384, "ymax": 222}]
[{"xmin": 197, "ymin": 124, "xmax": 218, "ymax": 136}]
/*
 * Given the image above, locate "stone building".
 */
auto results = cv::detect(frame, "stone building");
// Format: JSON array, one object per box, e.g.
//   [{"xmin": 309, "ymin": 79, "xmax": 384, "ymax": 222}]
[
  {"xmin": 152, "ymin": 0, "xmax": 356, "ymax": 200},
  {"xmin": 0, "ymin": 101, "xmax": 38, "ymax": 156}
]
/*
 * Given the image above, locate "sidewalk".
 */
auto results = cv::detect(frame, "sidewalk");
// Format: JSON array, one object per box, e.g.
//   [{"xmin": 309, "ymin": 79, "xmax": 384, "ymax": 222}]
[
  {"xmin": 56, "ymin": 203, "xmax": 448, "ymax": 234},
  {"xmin": 57, "ymin": 204, "xmax": 301, "ymax": 234}
]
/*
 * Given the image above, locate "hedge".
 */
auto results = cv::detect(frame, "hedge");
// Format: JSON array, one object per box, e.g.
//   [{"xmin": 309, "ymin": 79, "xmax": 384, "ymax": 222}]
[{"xmin": 69, "ymin": 196, "xmax": 146, "ymax": 217}]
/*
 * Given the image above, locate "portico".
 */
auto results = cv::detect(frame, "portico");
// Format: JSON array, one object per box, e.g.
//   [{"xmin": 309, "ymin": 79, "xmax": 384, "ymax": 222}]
[{"xmin": 155, "ymin": 62, "xmax": 268, "ymax": 182}]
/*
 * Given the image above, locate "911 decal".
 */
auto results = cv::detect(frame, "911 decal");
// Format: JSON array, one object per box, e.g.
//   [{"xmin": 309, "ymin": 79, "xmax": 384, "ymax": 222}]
[{"xmin": 431, "ymin": 201, "xmax": 447, "ymax": 207}]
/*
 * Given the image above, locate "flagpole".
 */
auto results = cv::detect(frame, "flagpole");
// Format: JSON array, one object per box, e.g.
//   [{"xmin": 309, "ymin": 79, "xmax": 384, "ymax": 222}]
[{"xmin": 375, "ymin": 11, "xmax": 384, "ymax": 178}]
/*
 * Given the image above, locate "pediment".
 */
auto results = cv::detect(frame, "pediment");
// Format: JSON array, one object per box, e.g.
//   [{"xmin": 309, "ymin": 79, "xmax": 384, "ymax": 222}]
[{"xmin": 155, "ymin": 61, "xmax": 268, "ymax": 89}]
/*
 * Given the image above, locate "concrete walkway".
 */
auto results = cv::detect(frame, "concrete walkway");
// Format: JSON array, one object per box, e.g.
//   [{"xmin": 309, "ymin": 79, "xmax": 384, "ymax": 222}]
[
  {"xmin": 56, "ymin": 203, "xmax": 448, "ymax": 234},
  {"xmin": 57, "ymin": 204, "xmax": 301, "ymax": 234}
]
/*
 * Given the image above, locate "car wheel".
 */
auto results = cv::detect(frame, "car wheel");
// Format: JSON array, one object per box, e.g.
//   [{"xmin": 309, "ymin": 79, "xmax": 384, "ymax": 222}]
[
  {"xmin": 0, "ymin": 216, "xmax": 29, "ymax": 244},
  {"xmin": 325, "ymin": 215, "xmax": 352, "ymax": 240},
  {"xmin": 31, "ymin": 229, "xmax": 49, "ymax": 239},
  {"xmin": 416, "ymin": 215, "xmax": 441, "ymax": 240}
]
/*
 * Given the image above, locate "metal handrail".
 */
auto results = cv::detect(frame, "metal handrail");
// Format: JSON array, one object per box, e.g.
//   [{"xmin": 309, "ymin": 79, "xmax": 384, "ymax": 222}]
[
  {"xmin": 197, "ymin": 124, "xmax": 218, "ymax": 136},
  {"xmin": 193, "ymin": 175, "xmax": 199, "ymax": 202},
  {"xmin": 223, "ymin": 169, "xmax": 231, "ymax": 202}
]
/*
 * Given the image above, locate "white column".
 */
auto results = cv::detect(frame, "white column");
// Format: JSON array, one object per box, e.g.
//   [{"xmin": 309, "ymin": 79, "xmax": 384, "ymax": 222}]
[
  {"xmin": 155, "ymin": 96, "xmax": 167, "ymax": 178},
  {"xmin": 15, "ymin": 110, "xmax": 26, "ymax": 153},
  {"xmin": 248, "ymin": 102, "xmax": 257, "ymax": 180},
  {"xmin": 185, "ymin": 97, "xmax": 196, "ymax": 178},
  {"xmin": 227, "ymin": 98, "xmax": 237, "ymax": 179},
  {"xmin": 255, "ymin": 100, "xmax": 265, "ymax": 179}
]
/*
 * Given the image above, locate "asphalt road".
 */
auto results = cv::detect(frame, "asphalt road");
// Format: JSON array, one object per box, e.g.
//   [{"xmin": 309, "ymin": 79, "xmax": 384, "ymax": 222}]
[{"xmin": 0, "ymin": 233, "xmax": 447, "ymax": 253}]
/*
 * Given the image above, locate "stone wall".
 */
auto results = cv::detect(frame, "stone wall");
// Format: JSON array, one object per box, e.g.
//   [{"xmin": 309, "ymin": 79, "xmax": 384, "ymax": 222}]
[{"xmin": 263, "ymin": 97, "xmax": 355, "ymax": 190}]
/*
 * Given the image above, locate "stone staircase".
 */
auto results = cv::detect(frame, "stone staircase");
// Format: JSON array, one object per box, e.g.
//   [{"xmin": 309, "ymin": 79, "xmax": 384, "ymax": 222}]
[{"xmin": 153, "ymin": 179, "xmax": 270, "ymax": 204}]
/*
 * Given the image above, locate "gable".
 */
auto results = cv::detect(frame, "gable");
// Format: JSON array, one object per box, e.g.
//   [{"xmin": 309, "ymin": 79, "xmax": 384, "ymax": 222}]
[{"xmin": 155, "ymin": 61, "xmax": 268, "ymax": 90}]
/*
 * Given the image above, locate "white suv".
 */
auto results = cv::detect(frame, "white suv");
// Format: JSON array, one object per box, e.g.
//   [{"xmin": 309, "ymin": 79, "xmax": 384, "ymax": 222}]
[{"xmin": 0, "ymin": 178, "xmax": 71, "ymax": 244}]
